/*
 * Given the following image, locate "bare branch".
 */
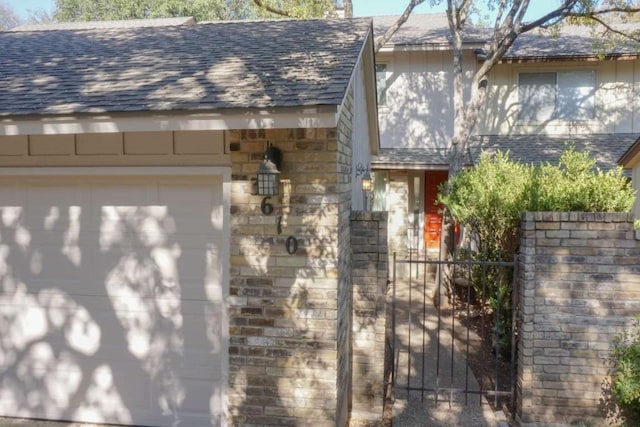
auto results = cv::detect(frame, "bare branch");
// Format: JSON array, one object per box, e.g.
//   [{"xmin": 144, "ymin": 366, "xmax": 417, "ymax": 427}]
[
  {"xmin": 520, "ymin": 0, "xmax": 578, "ymax": 33},
  {"xmin": 252, "ymin": 0, "xmax": 292, "ymax": 17},
  {"xmin": 374, "ymin": 0, "xmax": 426, "ymax": 52},
  {"xmin": 572, "ymin": 13, "xmax": 640, "ymax": 43}
]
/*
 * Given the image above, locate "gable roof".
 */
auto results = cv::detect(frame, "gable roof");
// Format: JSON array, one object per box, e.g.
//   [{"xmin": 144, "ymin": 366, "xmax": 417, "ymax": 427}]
[
  {"xmin": 0, "ymin": 18, "xmax": 372, "ymax": 117},
  {"xmin": 372, "ymin": 13, "xmax": 488, "ymax": 48},
  {"xmin": 372, "ymin": 13, "xmax": 640, "ymax": 58},
  {"xmin": 502, "ymin": 23, "xmax": 640, "ymax": 61},
  {"xmin": 11, "ymin": 17, "xmax": 195, "ymax": 31},
  {"xmin": 618, "ymin": 135, "xmax": 640, "ymax": 168}
]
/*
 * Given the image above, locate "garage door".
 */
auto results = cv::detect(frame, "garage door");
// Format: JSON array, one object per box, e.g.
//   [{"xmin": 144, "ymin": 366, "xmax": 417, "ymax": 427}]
[{"xmin": 0, "ymin": 172, "xmax": 228, "ymax": 426}]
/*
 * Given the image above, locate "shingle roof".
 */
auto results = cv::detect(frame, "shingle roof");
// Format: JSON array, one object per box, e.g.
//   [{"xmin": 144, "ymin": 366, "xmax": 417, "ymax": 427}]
[
  {"xmin": 11, "ymin": 17, "xmax": 195, "ymax": 31},
  {"xmin": 373, "ymin": 134, "xmax": 636, "ymax": 171},
  {"xmin": 372, "ymin": 14, "xmax": 488, "ymax": 46},
  {"xmin": 372, "ymin": 13, "xmax": 640, "ymax": 58},
  {"xmin": 371, "ymin": 146, "xmax": 473, "ymax": 169},
  {"xmin": 503, "ymin": 23, "xmax": 640, "ymax": 59},
  {"xmin": 0, "ymin": 18, "xmax": 371, "ymax": 116},
  {"xmin": 470, "ymin": 134, "xmax": 637, "ymax": 171}
]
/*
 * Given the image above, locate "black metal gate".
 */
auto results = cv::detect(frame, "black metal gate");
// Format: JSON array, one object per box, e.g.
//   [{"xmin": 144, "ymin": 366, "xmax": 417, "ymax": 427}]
[{"xmin": 389, "ymin": 249, "xmax": 518, "ymax": 409}]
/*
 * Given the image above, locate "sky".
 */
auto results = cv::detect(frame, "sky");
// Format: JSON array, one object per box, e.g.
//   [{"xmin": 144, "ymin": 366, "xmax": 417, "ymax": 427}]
[{"xmin": 5, "ymin": 0, "xmax": 559, "ymax": 21}]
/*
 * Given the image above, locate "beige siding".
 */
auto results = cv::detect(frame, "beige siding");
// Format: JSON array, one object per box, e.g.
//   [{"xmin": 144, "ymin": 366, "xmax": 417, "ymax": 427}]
[
  {"xmin": 479, "ymin": 59, "xmax": 640, "ymax": 135},
  {"xmin": 377, "ymin": 50, "xmax": 476, "ymax": 150},
  {"xmin": 351, "ymin": 60, "xmax": 372, "ymax": 210},
  {"xmin": 0, "ymin": 131, "xmax": 228, "ymax": 166}
]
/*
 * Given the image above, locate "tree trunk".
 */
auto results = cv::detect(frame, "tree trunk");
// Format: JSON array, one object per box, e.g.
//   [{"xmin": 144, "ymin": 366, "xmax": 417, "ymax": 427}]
[{"xmin": 343, "ymin": 0, "xmax": 352, "ymax": 18}]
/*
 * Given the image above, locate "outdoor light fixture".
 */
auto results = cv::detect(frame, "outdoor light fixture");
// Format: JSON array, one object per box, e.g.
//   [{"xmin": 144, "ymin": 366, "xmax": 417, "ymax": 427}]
[
  {"xmin": 357, "ymin": 163, "xmax": 373, "ymax": 210},
  {"xmin": 257, "ymin": 145, "xmax": 282, "ymax": 196},
  {"xmin": 257, "ymin": 145, "xmax": 282, "ymax": 215},
  {"xmin": 361, "ymin": 170, "xmax": 372, "ymax": 192}
]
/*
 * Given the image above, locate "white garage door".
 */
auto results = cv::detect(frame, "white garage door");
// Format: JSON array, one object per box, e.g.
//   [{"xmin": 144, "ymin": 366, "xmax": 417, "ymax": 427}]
[{"xmin": 0, "ymin": 172, "xmax": 228, "ymax": 426}]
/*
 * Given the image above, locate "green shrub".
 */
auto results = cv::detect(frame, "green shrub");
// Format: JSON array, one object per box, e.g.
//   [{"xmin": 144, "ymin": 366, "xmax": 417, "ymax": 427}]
[
  {"xmin": 610, "ymin": 316, "xmax": 640, "ymax": 424},
  {"xmin": 440, "ymin": 146, "xmax": 635, "ymax": 253},
  {"xmin": 439, "ymin": 146, "xmax": 636, "ymax": 360}
]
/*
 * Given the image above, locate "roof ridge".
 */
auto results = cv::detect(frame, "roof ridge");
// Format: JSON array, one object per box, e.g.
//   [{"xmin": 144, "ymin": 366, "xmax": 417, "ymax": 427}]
[{"xmin": 10, "ymin": 16, "xmax": 196, "ymax": 32}]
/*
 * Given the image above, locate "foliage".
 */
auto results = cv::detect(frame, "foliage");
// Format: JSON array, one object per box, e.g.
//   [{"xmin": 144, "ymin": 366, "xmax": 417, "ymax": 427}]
[
  {"xmin": 440, "ymin": 147, "xmax": 635, "ymax": 358},
  {"xmin": 52, "ymin": 0, "xmax": 335, "ymax": 22},
  {"xmin": 610, "ymin": 316, "xmax": 640, "ymax": 424},
  {"xmin": 536, "ymin": 148, "xmax": 636, "ymax": 212},
  {"xmin": 0, "ymin": 1, "xmax": 20, "ymax": 30},
  {"xmin": 440, "ymin": 147, "xmax": 635, "ymax": 254}
]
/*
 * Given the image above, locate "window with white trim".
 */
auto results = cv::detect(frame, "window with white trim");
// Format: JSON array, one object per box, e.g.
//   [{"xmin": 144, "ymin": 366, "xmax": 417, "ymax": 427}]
[
  {"xmin": 518, "ymin": 70, "xmax": 596, "ymax": 122},
  {"xmin": 375, "ymin": 63, "xmax": 388, "ymax": 106}
]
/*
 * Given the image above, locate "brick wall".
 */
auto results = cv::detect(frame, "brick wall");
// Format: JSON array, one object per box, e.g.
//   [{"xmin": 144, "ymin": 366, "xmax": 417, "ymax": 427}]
[
  {"xmin": 350, "ymin": 211, "xmax": 388, "ymax": 425},
  {"xmin": 228, "ymin": 127, "xmax": 347, "ymax": 426},
  {"xmin": 387, "ymin": 171, "xmax": 408, "ymax": 259},
  {"xmin": 517, "ymin": 212, "xmax": 640, "ymax": 426}
]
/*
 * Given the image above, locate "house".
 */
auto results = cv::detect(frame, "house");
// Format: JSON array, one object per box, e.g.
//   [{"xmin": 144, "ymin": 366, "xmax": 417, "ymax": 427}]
[
  {"xmin": 371, "ymin": 13, "xmax": 640, "ymax": 256},
  {"xmin": 0, "ymin": 17, "xmax": 383, "ymax": 426}
]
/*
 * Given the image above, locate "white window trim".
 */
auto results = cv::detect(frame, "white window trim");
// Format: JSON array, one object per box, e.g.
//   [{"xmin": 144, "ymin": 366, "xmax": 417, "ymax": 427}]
[
  {"xmin": 375, "ymin": 61, "xmax": 392, "ymax": 111},
  {"xmin": 515, "ymin": 67, "xmax": 598, "ymax": 124}
]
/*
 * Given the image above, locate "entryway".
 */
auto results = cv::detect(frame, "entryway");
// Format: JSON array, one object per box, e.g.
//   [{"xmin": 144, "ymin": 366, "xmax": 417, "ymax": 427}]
[{"xmin": 389, "ymin": 250, "xmax": 517, "ymax": 423}]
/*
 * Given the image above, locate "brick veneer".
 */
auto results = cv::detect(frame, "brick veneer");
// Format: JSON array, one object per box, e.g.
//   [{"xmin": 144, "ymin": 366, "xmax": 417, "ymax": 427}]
[
  {"xmin": 517, "ymin": 212, "xmax": 640, "ymax": 426},
  {"xmin": 228, "ymin": 126, "xmax": 345, "ymax": 426},
  {"xmin": 350, "ymin": 211, "xmax": 388, "ymax": 425}
]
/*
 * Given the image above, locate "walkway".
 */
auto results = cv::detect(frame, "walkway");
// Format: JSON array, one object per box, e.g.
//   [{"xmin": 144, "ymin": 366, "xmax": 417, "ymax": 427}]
[{"xmin": 390, "ymin": 270, "xmax": 506, "ymax": 427}]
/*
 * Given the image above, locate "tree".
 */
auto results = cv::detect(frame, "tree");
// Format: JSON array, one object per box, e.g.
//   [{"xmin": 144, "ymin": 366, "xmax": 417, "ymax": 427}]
[
  {"xmin": 251, "ymin": 0, "xmax": 336, "ymax": 18},
  {"xmin": 370, "ymin": 1, "xmax": 640, "ymax": 266},
  {"xmin": 53, "ymin": 0, "xmax": 257, "ymax": 21},
  {"xmin": 0, "ymin": 1, "xmax": 20, "ymax": 30},
  {"xmin": 52, "ymin": 0, "xmax": 336, "ymax": 21}
]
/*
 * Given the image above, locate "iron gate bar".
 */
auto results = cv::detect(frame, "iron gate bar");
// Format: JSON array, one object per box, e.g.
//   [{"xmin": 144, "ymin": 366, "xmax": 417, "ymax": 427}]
[{"xmin": 390, "ymin": 252, "xmax": 517, "ymax": 408}]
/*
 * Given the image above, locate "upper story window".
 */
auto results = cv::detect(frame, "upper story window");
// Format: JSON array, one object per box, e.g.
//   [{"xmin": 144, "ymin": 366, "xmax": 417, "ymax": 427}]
[
  {"xmin": 376, "ymin": 63, "xmax": 388, "ymax": 106},
  {"xmin": 518, "ymin": 70, "xmax": 596, "ymax": 122}
]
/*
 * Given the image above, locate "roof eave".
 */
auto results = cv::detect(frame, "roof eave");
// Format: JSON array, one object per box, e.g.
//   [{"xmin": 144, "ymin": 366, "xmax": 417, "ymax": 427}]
[
  {"xmin": 379, "ymin": 41, "xmax": 484, "ymax": 53},
  {"xmin": 0, "ymin": 105, "xmax": 340, "ymax": 136},
  {"xmin": 619, "ymin": 136, "xmax": 640, "ymax": 169},
  {"xmin": 498, "ymin": 53, "xmax": 640, "ymax": 63}
]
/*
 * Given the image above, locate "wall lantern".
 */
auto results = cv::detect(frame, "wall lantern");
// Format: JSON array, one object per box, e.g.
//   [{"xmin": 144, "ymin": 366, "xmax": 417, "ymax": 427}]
[
  {"xmin": 356, "ymin": 162, "xmax": 372, "ymax": 210},
  {"xmin": 257, "ymin": 145, "xmax": 282, "ymax": 196},
  {"xmin": 257, "ymin": 145, "xmax": 282, "ymax": 215}
]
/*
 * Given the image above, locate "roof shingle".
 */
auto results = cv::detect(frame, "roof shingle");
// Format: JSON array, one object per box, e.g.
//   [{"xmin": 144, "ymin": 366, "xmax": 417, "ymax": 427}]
[{"xmin": 0, "ymin": 18, "xmax": 371, "ymax": 116}]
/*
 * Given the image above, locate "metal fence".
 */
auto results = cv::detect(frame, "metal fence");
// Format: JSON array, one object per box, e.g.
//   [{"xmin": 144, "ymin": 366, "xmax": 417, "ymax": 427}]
[{"xmin": 389, "ymin": 249, "xmax": 518, "ymax": 409}]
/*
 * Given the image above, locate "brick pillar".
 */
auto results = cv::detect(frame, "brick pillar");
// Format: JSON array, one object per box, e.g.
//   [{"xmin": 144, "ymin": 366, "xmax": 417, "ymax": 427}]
[
  {"xmin": 350, "ymin": 211, "xmax": 388, "ymax": 425},
  {"xmin": 517, "ymin": 212, "xmax": 640, "ymax": 426}
]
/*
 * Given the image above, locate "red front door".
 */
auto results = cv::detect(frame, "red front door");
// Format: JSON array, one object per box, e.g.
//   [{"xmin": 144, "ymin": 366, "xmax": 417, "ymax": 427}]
[{"xmin": 424, "ymin": 171, "xmax": 448, "ymax": 249}]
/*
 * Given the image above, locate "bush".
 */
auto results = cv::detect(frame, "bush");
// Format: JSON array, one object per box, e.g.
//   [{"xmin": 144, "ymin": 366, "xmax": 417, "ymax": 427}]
[
  {"xmin": 439, "ymin": 146, "xmax": 636, "ymax": 359},
  {"xmin": 610, "ymin": 316, "xmax": 640, "ymax": 424},
  {"xmin": 439, "ymin": 146, "xmax": 635, "ymax": 254}
]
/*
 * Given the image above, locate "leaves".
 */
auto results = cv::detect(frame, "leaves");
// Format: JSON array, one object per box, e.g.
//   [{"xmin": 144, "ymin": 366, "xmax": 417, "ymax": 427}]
[
  {"xmin": 0, "ymin": 1, "xmax": 20, "ymax": 30},
  {"xmin": 439, "ymin": 146, "xmax": 636, "ymax": 255},
  {"xmin": 52, "ymin": 0, "xmax": 335, "ymax": 22}
]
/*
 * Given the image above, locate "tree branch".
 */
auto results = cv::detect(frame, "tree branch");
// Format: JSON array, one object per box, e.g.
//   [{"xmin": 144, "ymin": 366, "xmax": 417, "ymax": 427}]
[
  {"xmin": 571, "ymin": 13, "xmax": 640, "ymax": 43},
  {"xmin": 252, "ymin": 0, "xmax": 291, "ymax": 17},
  {"xmin": 374, "ymin": 0, "xmax": 426, "ymax": 52}
]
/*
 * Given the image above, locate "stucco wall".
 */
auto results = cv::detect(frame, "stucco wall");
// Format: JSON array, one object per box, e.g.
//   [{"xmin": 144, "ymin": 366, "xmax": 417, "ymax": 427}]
[{"xmin": 517, "ymin": 212, "xmax": 640, "ymax": 426}]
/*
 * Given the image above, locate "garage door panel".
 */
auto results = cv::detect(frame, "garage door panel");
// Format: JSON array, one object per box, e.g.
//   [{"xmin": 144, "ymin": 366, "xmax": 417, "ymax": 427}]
[{"xmin": 0, "ymin": 175, "xmax": 228, "ymax": 427}]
